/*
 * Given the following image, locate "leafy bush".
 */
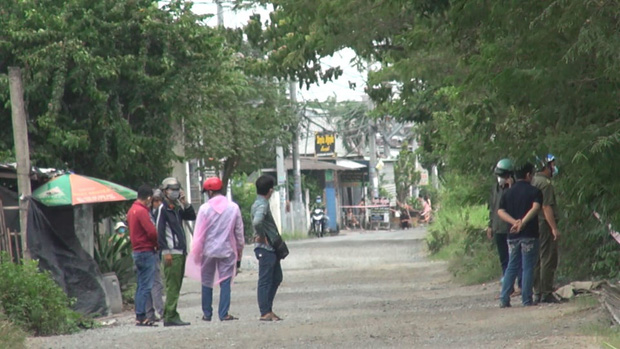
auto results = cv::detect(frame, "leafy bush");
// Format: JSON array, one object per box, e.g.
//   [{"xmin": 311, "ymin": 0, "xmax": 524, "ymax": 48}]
[
  {"xmin": 121, "ymin": 283, "xmax": 137, "ymax": 305},
  {"xmin": 426, "ymin": 173, "xmax": 501, "ymax": 284},
  {"xmin": 231, "ymin": 175, "xmax": 257, "ymax": 243},
  {"xmin": 557, "ymin": 212, "xmax": 620, "ymax": 282},
  {"xmin": 94, "ymin": 232, "xmax": 135, "ymax": 291},
  {"xmin": 0, "ymin": 313, "xmax": 26, "ymax": 349},
  {"xmin": 0, "ymin": 253, "xmax": 81, "ymax": 336}
]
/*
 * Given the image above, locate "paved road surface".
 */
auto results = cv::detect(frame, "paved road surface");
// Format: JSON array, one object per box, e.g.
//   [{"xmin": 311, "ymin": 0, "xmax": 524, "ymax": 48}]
[{"xmin": 28, "ymin": 228, "xmax": 605, "ymax": 348}]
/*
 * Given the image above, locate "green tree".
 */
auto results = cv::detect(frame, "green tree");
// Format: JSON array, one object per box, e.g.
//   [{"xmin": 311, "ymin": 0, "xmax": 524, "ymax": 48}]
[
  {"xmin": 0, "ymin": 0, "xmax": 228, "ymax": 188},
  {"xmin": 238, "ymin": 0, "xmax": 620, "ymax": 280},
  {"xmin": 394, "ymin": 142, "xmax": 420, "ymax": 204},
  {"xmin": 182, "ymin": 27, "xmax": 296, "ymax": 191}
]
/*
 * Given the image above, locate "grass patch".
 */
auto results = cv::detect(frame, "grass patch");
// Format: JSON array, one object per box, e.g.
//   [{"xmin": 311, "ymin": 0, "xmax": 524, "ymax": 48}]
[
  {"xmin": 574, "ymin": 294, "xmax": 620, "ymax": 348},
  {"xmin": 280, "ymin": 231, "xmax": 308, "ymax": 241},
  {"xmin": 0, "ymin": 316, "xmax": 26, "ymax": 349},
  {"xmin": 427, "ymin": 203, "xmax": 501, "ymax": 285},
  {"xmin": 581, "ymin": 322, "xmax": 620, "ymax": 348}
]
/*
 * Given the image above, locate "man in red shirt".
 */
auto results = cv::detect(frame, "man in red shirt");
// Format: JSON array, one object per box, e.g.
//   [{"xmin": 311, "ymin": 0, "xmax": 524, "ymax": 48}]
[{"xmin": 127, "ymin": 184, "xmax": 159, "ymax": 326}]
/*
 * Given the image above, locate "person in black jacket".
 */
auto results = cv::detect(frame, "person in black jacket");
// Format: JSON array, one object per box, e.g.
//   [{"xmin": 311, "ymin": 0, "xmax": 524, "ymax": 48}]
[
  {"xmin": 156, "ymin": 177, "xmax": 196, "ymax": 326},
  {"xmin": 487, "ymin": 158, "xmax": 521, "ymax": 295},
  {"xmin": 497, "ymin": 163, "xmax": 542, "ymax": 307}
]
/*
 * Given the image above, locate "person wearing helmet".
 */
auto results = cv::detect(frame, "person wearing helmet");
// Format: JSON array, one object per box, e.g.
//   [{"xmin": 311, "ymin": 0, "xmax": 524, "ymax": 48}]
[
  {"xmin": 311, "ymin": 195, "xmax": 327, "ymax": 236},
  {"xmin": 185, "ymin": 177, "xmax": 244, "ymax": 321},
  {"xmin": 497, "ymin": 162, "xmax": 542, "ymax": 308},
  {"xmin": 488, "ymin": 158, "xmax": 521, "ymax": 295},
  {"xmin": 531, "ymin": 154, "xmax": 561, "ymax": 304},
  {"xmin": 157, "ymin": 177, "xmax": 196, "ymax": 326}
]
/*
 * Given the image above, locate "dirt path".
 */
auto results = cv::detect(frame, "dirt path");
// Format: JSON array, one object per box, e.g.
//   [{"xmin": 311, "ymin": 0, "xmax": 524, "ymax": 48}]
[{"xmin": 28, "ymin": 228, "xmax": 608, "ymax": 348}]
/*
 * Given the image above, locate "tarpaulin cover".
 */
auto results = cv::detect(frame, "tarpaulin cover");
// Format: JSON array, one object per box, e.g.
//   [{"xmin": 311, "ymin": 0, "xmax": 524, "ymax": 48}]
[{"xmin": 27, "ymin": 198, "xmax": 108, "ymax": 315}]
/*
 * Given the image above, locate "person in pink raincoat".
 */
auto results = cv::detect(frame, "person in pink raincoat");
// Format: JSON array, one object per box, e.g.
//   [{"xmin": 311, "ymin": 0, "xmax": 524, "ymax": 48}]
[{"xmin": 185, "ymin": 177, "xmax": 245, "ymax": 321}]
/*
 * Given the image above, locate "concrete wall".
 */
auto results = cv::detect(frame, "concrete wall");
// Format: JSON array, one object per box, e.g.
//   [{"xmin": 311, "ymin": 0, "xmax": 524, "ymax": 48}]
[{"xmin": 74, "ymin": 204, "xmax": 94, "ymax": 257}]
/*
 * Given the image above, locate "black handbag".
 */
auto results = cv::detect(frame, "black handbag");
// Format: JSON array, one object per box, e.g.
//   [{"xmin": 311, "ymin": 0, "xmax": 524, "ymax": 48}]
[{"xmin": 266, "ymin": 233, "xmax": 289, "ymax": 260}]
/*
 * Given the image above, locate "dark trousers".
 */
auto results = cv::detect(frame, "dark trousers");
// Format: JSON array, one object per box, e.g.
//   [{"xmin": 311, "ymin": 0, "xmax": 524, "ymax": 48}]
[
  {"xmin": 255, "ymin": 248, "xmax": 283, "ymax": 316},
  {"xmin": 534, "ymin": 225, "xmax": 558, "ymax": 297},
  {"xmin": 202, "ymin": 277, "xmax": 232, "ymax": 320},
  {"xmin": 495, "ymin": 232, "xmax": 522, "ymax": 289}
]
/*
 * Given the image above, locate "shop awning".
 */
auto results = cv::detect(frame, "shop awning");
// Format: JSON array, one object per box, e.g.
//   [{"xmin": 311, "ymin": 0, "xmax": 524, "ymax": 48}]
[{"xmin": 335, "ymin": 159, "xmax": 367, "ymax": 170}]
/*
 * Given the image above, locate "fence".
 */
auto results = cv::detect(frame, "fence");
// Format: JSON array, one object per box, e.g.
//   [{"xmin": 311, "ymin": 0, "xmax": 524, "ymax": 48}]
[{"xmin": 0, "ymin": 199, "xmax": 21, "ymax": 261}]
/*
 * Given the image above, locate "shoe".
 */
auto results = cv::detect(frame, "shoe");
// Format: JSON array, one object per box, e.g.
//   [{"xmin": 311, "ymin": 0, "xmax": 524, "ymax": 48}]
[
  {"xmin": 202, "ymin": 315, "xmax": 211, "ymax": 322},
  {"xmin": 541, "ymin": 294, "xmax": 562, "ymax": 304},
  {"xmin": 147, "ymin": 315, "xmax": 161, "ymax": 323},
  {"xmin": 499, "ymin": 302, "xmax": 511, "ymax": 308},
  {"xmin": 164, "ymin": 320, "xmax": 191, "ymax": 327},
  {"xmin": 136, "ymin": 318, "xmax": 158, "ymax": 327},
  {"xmin": 259, "ymin": 312, "xmax": 282, "ymax": 321},
  {"xmin": 221, "ymin": 314, "xmax": 238, "ymax": 321}
]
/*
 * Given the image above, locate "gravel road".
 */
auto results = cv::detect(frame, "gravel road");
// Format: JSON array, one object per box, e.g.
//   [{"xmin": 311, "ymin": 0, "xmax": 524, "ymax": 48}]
[{"xmin": 27, "ymin": 228, "xmax": 609, "ymax": 348}]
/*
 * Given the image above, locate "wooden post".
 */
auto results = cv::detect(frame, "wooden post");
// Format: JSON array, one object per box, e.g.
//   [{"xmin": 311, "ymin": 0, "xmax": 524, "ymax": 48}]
[{"xmin": 9, "ymin": 67, "xmax": 32, "ymax": 260}]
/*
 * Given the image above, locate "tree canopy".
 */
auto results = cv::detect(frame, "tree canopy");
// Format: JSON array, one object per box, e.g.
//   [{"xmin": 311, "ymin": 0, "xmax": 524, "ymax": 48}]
[
  {"xmin": 241, "ymin": 0, "xmax": 620, "ymax": 278},
  {"xmin": 1, "ymin": 0, "xmax": 293, "ymax": 192}
]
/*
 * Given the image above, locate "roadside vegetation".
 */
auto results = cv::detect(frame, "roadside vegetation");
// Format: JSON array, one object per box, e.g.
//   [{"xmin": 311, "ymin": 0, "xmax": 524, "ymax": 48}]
[
  {"xmin": 426, "ymin": 174, "xmax": 500, "ymax": 285},
  {"xmin": 239, "ymin": 0, "xmax": 619, "ymax": 285},
  {"xmin": 0, "ymin": 253, "xmax": 85, "ymax": 338},
  {"xmin": 0, "ymin": 314, "xmax": 27, "ymax": 349}
]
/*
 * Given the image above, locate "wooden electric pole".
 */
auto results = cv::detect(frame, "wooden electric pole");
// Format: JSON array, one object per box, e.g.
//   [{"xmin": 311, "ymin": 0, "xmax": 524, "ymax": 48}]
[{"xmin": 8, "ymin": 67, "xmax": 32, "ymax": 260}]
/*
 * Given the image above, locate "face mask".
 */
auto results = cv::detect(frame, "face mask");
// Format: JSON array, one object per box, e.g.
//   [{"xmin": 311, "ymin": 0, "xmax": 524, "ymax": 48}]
[
  {"xmin": 167, "ymin": 189, "xmax": 180, "ymax": 201},
  {"xmin": 497, "ymin": 177, "xmax": 507, "ymax": 186},
  {"xmin": 552, "ymin": 165, "xmax": 559, "ymax": 177}
]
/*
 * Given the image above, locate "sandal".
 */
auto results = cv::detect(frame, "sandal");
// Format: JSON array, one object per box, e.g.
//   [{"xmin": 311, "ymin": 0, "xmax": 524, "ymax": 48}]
[
  {"xmin": 221, "ymin": 314, "xmax": 238, "ymax": 321},
  {"xmin": 136, "ymin": 318, "xmax": 158, "ymax": 327},
  {"xmin": 259, "ymin": 312, "xmax": 281, "ymax": 322}
]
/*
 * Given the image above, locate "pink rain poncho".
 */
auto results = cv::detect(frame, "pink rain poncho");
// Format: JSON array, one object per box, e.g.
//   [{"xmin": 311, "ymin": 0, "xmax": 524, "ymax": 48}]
[{"xmin": 185, "ymin": 195, "xmax": 245, "ymax": 288}]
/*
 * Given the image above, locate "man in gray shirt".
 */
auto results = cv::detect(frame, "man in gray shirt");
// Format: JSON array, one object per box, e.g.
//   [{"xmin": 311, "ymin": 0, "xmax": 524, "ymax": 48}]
[{"xmin": 251, "ymin": 175, "xmax": 283, "ymax": 321}]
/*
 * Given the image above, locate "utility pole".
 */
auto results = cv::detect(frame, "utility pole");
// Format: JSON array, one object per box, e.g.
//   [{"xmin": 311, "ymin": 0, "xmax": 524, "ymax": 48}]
[
  {"xmin": 365, "ymin": 60, "xmax": 379, "ymax": 200},
  {"xmin": 9, "ymin": 67, "xmax": 32, "ymax": 260},
  {"xmin": 289, "ymin": 81, "xmax": 305, "ymax": 232},
  {"xmin": 215, "ymin": 0, "xmax": 224, "ymax": 27},
  {"xmin": 289, "ymin": 81, "xmax": 302, "ymax": 204},
  {"xmin": 368, "ymin": 118, "xmax": 379, "ymax": 199},
  {"xmin": 275, "ymin": 145, "xmax": 287, "ymax": 233}
]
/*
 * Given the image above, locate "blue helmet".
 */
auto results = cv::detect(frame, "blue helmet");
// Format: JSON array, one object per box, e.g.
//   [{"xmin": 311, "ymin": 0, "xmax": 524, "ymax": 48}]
[{"xmin": 540, "ymin": 153, "xmax": 558, "ymax": 176}]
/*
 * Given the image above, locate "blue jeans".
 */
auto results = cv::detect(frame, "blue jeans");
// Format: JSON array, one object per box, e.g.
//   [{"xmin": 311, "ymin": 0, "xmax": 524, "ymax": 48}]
[
  {"xmin": 255, "ymin": 248, "xmax": 283, "ymax": 316},
  {"xmin": 133, "ymin": 251, "xmax": 157, "ymax": 321},
  {"xmin": 496, "ymin": 233, "xmax": 522, "ymax": 290},
  {"xmin": 500, "ymin": 238, "xmax": 539, "ymax": 306},
  {"xmin": 202, "ymin": 277, "xmax": 231, "ymax": 320}
]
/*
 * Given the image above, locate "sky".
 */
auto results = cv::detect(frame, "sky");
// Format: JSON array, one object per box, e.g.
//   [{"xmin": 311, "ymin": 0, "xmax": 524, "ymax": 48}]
[{"xmin": 188, "ymin": 1, "xmax": 368, "ymax": 102}]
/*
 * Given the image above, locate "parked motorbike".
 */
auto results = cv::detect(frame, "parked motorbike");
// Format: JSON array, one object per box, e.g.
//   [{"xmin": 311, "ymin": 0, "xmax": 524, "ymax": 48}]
[{"xmin": 311, "ymin": 208, "xmax": 326, "ymax": 237}]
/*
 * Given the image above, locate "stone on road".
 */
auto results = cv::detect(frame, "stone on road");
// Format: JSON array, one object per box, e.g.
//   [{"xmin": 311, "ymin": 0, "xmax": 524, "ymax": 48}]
[{"xmin": 28, "ymin": 228, "xmax": 603, "ymax": 348}]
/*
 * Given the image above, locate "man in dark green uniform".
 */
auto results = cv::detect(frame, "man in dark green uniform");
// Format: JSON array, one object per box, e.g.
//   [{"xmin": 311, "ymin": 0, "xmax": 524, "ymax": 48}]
[
  {"xmin": 531, "ymin": 154, "xmax": 561, "ymax": 304},
  {"xmin": 487, "ymin": 158, "xmax": 519, "ymax": 294}
]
